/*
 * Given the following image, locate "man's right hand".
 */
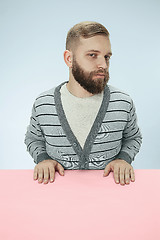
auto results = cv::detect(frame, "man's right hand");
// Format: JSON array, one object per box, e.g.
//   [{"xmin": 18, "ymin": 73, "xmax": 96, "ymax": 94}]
[{"xmin": 33, "ymin": 159, "xmax": 65, "ymax": 184}]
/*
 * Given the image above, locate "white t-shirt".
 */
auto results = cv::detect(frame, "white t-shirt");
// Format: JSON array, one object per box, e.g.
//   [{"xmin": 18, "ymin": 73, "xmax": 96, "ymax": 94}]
[{"xmin": 60, "ymin": 83, "xmax": 103, "ymax": 148}]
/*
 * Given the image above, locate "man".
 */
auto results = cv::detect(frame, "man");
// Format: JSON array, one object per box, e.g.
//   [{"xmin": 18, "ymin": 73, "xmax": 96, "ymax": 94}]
[{"xmin": 24, "ymin": 21, "xmax": 142, "ymax": 186}]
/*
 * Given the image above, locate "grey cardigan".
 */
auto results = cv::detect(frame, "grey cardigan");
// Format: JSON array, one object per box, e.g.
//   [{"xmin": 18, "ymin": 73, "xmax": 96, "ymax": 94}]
[{"xmin": 24, "ymin": 81, "xmax": 142, "ymax": 170}]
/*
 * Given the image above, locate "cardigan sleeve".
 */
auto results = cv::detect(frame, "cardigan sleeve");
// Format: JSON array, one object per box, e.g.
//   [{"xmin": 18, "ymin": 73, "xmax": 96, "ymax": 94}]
[
  {"xmin": 24, "ymin": 102, "xmax": 52, "ymax": 164},
  {"xmin": 116, "ymin": 99, "xmax": 142, "ymax": 164}
]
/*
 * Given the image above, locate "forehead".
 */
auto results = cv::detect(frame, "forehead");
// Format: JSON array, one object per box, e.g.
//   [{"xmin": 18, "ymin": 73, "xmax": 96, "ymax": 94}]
[{"xmin": 77, "ymin": 35, "xmax": 111, "ymax": 53}]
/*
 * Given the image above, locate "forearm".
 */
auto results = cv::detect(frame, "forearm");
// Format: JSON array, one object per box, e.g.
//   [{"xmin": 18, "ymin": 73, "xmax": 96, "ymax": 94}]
[
  {"xmin": 116, "ymin": 133, "xmax": 142, "ymax": 164},
  {"xmin": 24, "ymin": 103, "xmax": 52, "ymax": 164},
  {"xmin": 24, "ymin": 132, "xmax": 51, "ymax": 164},
  {"xmin": 116, "ymin": 99, "xmax": 142, "ymax": 164}
]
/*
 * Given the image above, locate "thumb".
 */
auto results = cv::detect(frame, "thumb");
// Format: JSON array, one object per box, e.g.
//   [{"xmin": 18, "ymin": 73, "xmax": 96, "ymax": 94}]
[
  {"xmin": 57, "ymin": 163, "xmax": 65, "ymax": 176},
  {"xmin": 103, "ymin": 163, "xmax": 111, "ymax": 177}
]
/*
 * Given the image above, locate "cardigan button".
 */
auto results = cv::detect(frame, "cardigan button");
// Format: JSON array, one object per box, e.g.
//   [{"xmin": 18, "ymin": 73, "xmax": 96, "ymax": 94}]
[
  {"xmin": 73, "ymin": 143, "xmax": 77, "ymax": 147},
  {"xmin": 81, "ymin": 163, "xmax": 86, "ymax": 168}
]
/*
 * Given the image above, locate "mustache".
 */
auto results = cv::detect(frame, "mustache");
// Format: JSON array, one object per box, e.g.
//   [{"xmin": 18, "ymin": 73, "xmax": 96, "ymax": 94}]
[{"xmin": 94, "ymin": 69, "xmax": 107, "ymax": 74}]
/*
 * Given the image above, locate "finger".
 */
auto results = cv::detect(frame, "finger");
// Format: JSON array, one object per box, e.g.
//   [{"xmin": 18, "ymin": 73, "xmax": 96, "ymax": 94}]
[
  {"xmin": 38, "ymin": 168, "xmax": 43, "ymax": 183},
  {"xmin": 103, "ymin": 163, "xmax": 111, "ymax": 177},
  {"xmin": 43, "ymin": 167, "xmax": 49, "ymax": 184},
  {"xmin": 33, "ymin": 167, "xmax": 38, "ymax": 180},
  {"xmin": 130, "ymin": 168, "xmax": 135, "ymax": 182},
  {"xmin": 49, "ymin": 167, "xmax": 55, "ymax": 183},
  {"xmin": 114, "ymin": 165, "xmax": 120, "ymax": 184},
  {"xmin": 124, "ymin": 168, "xmax": 130, "ymax": 184},
  {"xmin": 56, "ymin": 163, "xmax": 65, "ymax": 176},
  {"xmin": 119, "ymin": 167, "xmax": 125, "ymax": 185}
]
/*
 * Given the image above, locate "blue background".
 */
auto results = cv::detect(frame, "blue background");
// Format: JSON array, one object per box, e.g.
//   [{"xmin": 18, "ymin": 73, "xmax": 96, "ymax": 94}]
[{"xmin": 1, "ymin": 0, "xmax": 160, "ymax": 169}]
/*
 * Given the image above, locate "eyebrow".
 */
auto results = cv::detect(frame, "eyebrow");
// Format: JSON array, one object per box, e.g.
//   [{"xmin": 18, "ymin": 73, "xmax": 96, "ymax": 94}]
[{"xmin": 86, "ymin": 50, "xmax": 113, "ymax": 56}]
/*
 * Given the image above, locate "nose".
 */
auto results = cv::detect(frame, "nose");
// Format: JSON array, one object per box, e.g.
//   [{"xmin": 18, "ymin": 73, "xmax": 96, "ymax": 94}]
[{"xmin": 97, "ymin": 57, "xmax": 109, "ymax": 69}]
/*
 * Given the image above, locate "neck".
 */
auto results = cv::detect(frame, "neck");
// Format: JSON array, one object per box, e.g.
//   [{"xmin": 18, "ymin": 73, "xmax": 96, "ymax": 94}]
[{"xmin": 66, "ymin": 75, "xmax": 94, "ymax": 98}]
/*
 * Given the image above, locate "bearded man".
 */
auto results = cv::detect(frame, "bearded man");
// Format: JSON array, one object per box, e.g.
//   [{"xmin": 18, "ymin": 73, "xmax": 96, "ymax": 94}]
[{"xmin": 24, "ymin": 21, "xmax": 142, "ymax": 185}]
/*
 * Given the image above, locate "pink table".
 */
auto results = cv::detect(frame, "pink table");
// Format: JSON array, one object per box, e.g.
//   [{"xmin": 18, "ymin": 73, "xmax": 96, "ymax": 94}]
[{"xmin": 0, "ymin": 169, "xmax": 159, "ymax": 240}]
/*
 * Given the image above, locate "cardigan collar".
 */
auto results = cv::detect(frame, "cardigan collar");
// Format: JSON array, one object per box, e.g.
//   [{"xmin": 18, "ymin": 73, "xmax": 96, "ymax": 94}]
[{"xmin": 54, "ymin": 81, "xmax": 110, "ymax": 169}]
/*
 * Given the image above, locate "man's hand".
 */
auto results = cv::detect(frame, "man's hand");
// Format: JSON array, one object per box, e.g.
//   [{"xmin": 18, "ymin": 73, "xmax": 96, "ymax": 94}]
[
  {"xmin": 103, "ymin": 159, "xmax": 135, "ymax": 185},
  {"xmin": 33, "ymin": 159, "xmax": 65, "ymax": 184}
]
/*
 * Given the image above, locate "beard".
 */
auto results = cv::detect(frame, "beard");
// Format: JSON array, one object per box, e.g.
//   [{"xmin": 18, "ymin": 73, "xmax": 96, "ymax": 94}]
[{"xmin": 72, "ymin": 56, "xmax": 109, "ymax": 94}]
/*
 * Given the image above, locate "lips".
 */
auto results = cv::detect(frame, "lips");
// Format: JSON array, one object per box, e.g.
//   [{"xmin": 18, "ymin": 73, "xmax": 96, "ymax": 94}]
[
  {"xmin": 95, "ymin": 74, "xmax": 105, "ymax": 77},
  {"xmin": 95, "ymin": 72, "xmax": 105, "ymax": 76}
]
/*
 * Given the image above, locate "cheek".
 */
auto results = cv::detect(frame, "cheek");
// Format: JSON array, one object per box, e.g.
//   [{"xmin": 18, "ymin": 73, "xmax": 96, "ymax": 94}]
[
  {"xmin": 76, "ymin": 55, "xmax": 97, "ymax": 72},
  {"xmin": 85, "ymin": 61, "xmax": 97, "ymax": 72},
  {"xmin": 80, "ymin": 61, "xmax": 95, "ymax": 73}
]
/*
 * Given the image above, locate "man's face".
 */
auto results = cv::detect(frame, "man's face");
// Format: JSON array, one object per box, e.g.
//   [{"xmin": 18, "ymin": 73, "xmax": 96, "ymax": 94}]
[{"xmin": 71, "ymin": 35, "xmax": 112, "ymax": 94}]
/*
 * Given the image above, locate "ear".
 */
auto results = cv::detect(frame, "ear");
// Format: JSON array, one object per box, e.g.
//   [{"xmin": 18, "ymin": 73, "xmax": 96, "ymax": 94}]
[{"xmin": 63, "ymin": 50, "xmax": 73, "ymax": 68}]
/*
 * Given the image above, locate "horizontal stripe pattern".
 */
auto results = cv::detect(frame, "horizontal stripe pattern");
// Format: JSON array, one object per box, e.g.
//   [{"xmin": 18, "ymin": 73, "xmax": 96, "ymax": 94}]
[{"xmin": 24, "ymin": 84, "xmax": 142, "ymax": 169}]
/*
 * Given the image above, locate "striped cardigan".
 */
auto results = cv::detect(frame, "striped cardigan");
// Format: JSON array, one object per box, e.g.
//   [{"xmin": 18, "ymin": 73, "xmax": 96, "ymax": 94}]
[{"xmin": 24, "ymin": 81, "xmax": 142, "ymax": 170}]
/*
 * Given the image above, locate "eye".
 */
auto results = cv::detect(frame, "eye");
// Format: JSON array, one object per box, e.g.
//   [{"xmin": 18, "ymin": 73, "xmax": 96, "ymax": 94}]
[
  {"xmin": 88, "ymin": 53, "xmax": 97, "ymax": 58},
  {"xmin": 105, "ymin": 55, "xmax": 110, "ymax": 61}
]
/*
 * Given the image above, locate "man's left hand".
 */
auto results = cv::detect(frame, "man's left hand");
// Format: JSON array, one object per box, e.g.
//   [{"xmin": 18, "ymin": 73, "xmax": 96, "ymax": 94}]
[{"xmin": 103, "ymin": 159, "xmax": 135, "ymax": 185}]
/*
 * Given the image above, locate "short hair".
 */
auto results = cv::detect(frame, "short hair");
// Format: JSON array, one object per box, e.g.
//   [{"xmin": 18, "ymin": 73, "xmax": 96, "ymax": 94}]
[{"xmin": 66, "ymin": 21, "xmax": 110, "ymax": 53}]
